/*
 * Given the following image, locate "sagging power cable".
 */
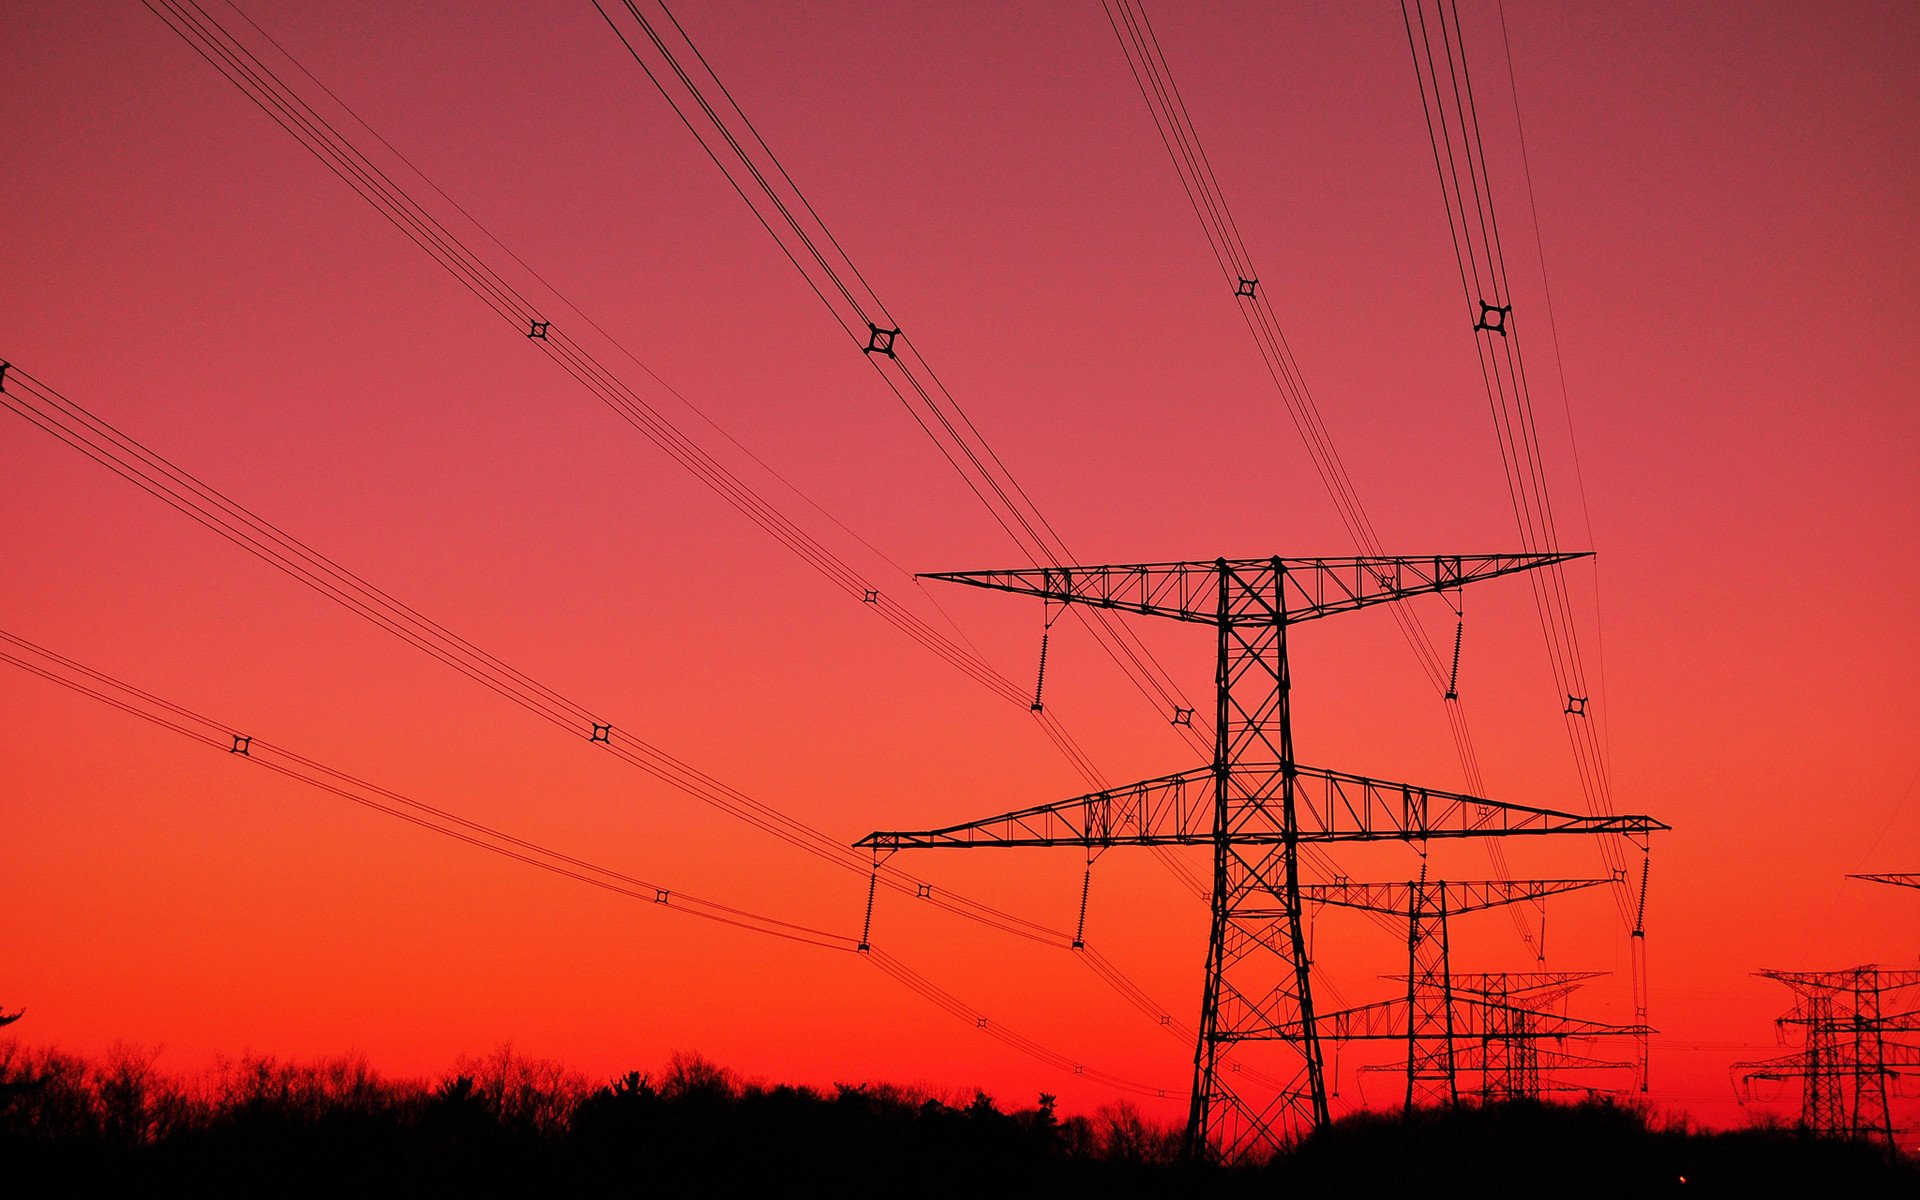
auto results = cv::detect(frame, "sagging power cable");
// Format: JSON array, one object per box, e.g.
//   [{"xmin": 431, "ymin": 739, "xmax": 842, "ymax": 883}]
[{"xmin": 3, "ymin": 626, "xmax": 1182, "ymax": 1099}]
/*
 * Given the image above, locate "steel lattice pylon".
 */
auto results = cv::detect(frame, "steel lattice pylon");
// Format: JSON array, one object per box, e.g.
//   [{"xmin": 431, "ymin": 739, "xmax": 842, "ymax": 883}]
[
  {"xmin": 1285, "ymin": 970, "xmax": 1646, "ymax": 1115},
  {"xmin": 857, "ymin": 555, "xmax": 1668, "ymax": 1162},
  {"xmin": 1300, "ymin": 873, "xmax": 1618, "ymax": 1109},
  {"xmin": 1360, "ymin": 972, "xmax": 1635, "ymax": 1102},
  {"xmin": 1736, "ymin": 966, "xmax": 1920, "ymax": 1145}
]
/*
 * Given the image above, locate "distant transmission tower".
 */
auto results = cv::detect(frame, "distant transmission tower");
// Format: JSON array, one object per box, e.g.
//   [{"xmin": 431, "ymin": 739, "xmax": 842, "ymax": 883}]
[
  {"xmin": 1359, "ymin": 971, "xmax": 1636, "ymax": 1102},
  {"xmin": 859, "ymin": 555, "xmax": 1666, "ymax": 1162},
  {"xmin": 1299, "ymin": 871, "xmax": 1617, "ymax": 1108},
  {"xmin": 1736, "ymin": 966, "xmax": 1920, "ymax": 1145},
  {"xmin": 1319, "ymin": 975, "xmax": 1643, "ymax": 1100}
]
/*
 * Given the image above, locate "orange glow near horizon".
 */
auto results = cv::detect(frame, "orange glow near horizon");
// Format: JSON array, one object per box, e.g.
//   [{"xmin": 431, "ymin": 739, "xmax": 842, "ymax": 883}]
[{"xmin": 3, "ymin": 0, "xmax": 1917, "ymax": 1138}]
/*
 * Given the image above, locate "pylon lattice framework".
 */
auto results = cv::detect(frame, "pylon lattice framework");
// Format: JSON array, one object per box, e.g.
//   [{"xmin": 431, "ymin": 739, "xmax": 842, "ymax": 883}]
[
  {"xmin": 1354, "ymin": 971, "xmax": 1638, "ymax": 1103},
  {"xmin": 858, "ymin": 555, "xmax": 1667, "ymax": 1163},
  {"xmin": 1298, "ymin": 871, "xmax": 1623, "ymax": 1109},
  {"xmin": 1736, "ymin": 966, "xmax": 1920, "ymax": 1146}
]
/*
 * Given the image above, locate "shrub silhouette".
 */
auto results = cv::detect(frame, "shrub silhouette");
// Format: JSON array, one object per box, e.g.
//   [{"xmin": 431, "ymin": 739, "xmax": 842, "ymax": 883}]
[{"xmin": 0, "ymin": 1039, "xmax": 1912, "ymax": 1197}]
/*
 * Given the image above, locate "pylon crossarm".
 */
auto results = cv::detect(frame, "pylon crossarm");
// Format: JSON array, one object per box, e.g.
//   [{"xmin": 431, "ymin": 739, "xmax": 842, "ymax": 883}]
[
  {"xmin": 1883, "ymin": 1008, "xmax": 1920, "ymax": 1033},
  {"xmin": 855, "ymin": 766, "xmax": 1213, "ymax": 850},
  {"xmin": 1293, "ymin": 877, "xmax": 1616, "ymax": 916},
  {"xmin": 1882, "ymin": 1041, "xmax": 1920, "ymax": 1069},
  {"xmin": 1734, "ymin": 1048, "xmax": 1809, "ymax": 1081},
  {"xmin": 1361, "ymin": 1045, "xmax": 1634, "ymax": 1075},
  {"xmin": 1385, "ymin": 972, "xmax": 1601, "ymax": 1011},
  {"xmin": 1454, "ymin": 1000, "xmax": 1648, "ymax": 1042},
  {"xmin": 1740, "ymin": 1042, "xmax": 1920, "ymax": 1079},
  {"xmin": 1290, "ymin": 765, "xmax": 1666, "ymax": 842},
  {"xmin": 1531, "ymin": 1079, "xmax": 1634, "ymax": 1096},
  {"xmin": 1458, "ymin": 1045, "xmax": 1636, "ymax": 1073},
  {"xmin": 921, "ymin": 552, "xmax": 1589, "ymax": 627},
  {"xmin": 1479, "ymin": 981, "xmax": 1586, "ymax": 1010},
  {"xmin": 1262, "ymin": 995, "xmax": 1649, "ymax": 1042},
  {"xmin": 857, "ymin": 764, "xmax": 1664, "ymax": 851},
  {"xmin": 1396, "ymin": 971, "xmax": 1607, "ymax": 998},
  {"xmin": 1775, "ymin": 1006, "xmax": 1920, "ymax": 1032},
  {"xmin": 1302, "ymin": 996, "xmax": 1402, "ymax": 1041},
  {"xmin": 1851, "ymin": 873, "xmax": 1920, "ymax": 890},
  {"xmin": 1758, "ymin": 967, "xmax": 1920, "ymax": 994}
]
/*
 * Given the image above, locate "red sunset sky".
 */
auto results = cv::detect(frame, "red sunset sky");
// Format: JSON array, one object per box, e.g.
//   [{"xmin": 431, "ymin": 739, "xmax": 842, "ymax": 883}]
[{"xmin": 3, "ymin": 0, "xmax": 1916, "ymax": 1138}]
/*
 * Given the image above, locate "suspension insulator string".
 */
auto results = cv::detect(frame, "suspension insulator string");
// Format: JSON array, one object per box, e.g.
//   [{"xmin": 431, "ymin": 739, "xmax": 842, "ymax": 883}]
[
  {"xmin": 1030, "ymin": 599, "xmax": 1057, "ymax": 713},
  {"xmin": 1031, "ymin": 630, "xmax": 1050, "ymax": 713},
  {"xmin": 1405, "ymin": 856, "xmax": 1430, "ymax": 960},
  {"xmin": 1444, "ymin": 587, "xmax": 1464, "ymax": 701},
  {"xmin": 1632, "ymin": 853, "xmax": 1651, "ymax": 939},
  {"xmin": 1072, "ymin": 861, "xmax": 1091, "ymax": 949},
  {"xmin": 857, "ymin": 864, "xmax": 878, "ymax": 952},
  {"xmin": 1630, "ymin": 846, "xmax": 1653, "ymax": 1089}
]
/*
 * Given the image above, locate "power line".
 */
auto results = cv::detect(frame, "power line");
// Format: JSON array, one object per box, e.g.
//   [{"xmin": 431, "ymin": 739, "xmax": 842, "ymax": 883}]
[
  {"xmin": 588, "ymin": 0, "xmax": 1212, "ymax": 754},
  {"xmin": 128, "ymin": 0, "xmax": 1319, "ymax": 1068},
  {"xmin": 5, "ymin": 350, "xmax": 1207, "ymax": 1044},
  {"xmin": 1398, "ymin": 0, "xmax": 1630, "ymax": 922},
  {"xmin": 1491, "ymin": 0, "xmax": 1615, "ymax": 779},
  {"xmin": 867, "ymin": 951, "xmax": 1176, "ymax": 1100},
  {"xmin": 0, "ymin": 626, "xmax": 853, "ymax": 950},
  {"xmin": 131, "ymin": 0, "xmax": 1205, "ymax": 953},
  {"xmin": 138, "ymin": 0, "xmax": 1110, "ymax": 788},
  {"xmin": 0, "ymin": 625, "xmax": 1180, "ymax": 1099},
  {"xmin": 584, "ymin": 0, "xmax": 1238, "ymax": 910},
  {"xmin": 0, "ymin": 361, "xmax": 1057, "ymax": 947},
  {"xmin": 1100, "ymin": 0, "xmax": 1552, "ymax": 954},
  {"xmin": 1398, "ymin": 0, "xmax": 1642, "ymax": 1085}
]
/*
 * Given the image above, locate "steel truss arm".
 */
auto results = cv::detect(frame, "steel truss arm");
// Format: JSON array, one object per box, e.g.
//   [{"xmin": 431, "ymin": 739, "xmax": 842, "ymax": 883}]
[
  {"xmin": 1738, "ymin": 1040, "xmax": 1920, "ymax": 1080},
  {"xmin": 921, "ymin": 553, "xmax": 1589, "ymax": 626},
  {"xmin": 1362, "ymin": 1044, "xmax": 1635, "ymax": 1075},
  {"xmin": 856, "ymin": 764, "xmax": 1665, "ymax": 851},
  {"xmin": 1257, "ymin": 995, "xmax": 1650, "ymax": 1043},
  {"xmin": 1460, "ymin": 1044, "xmax": 1636, "ymax": 1074},
  {"xmin": 1402, "ymin": 971, "xmax": 1608, "ymax": 998},
  {"xmin": 1851, "ymin": 873, "xmax": 1920, "ymax": 890},
  {"xmin": 1383, "ymin": 975, "xmax": 1599, "ymax": 1012},
  {"xmin": 1774, "ymin": 1006, "xmax": 1920, "ymax": 1034},
  {"xmin": 1759, "ymin": 967, "xmax": 1920, "ymax": 995},
  {"xmin": 1294, "ymin": 876, "xmax": 1617, "ymax": 917}
]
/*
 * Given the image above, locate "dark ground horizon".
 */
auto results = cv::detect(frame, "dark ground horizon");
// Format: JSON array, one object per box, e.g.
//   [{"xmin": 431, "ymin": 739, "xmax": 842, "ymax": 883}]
[{"xmin": 1, "ymin": 1040, "xmax": 1913, "ymax": 1197}]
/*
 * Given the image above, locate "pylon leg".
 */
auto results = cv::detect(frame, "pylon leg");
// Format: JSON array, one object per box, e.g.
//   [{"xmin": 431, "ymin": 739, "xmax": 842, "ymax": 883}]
[{"xmin": 1184, "ymin": 560, "xmax": 1327, "ymax": 1162}]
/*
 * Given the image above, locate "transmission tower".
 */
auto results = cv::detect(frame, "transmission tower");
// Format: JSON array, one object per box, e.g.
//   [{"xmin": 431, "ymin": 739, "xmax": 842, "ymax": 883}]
[
  {"xmin": 1315, "ymin": 975, "xmax": 1644, "ymax": 1104},
  {"xmin": 1360, "ymin": 971, "xmax": 1635, "ymax": 1102},
  {"xmin": 858, "ymin": 555, "xmax": 1666, "ymax": 1162},
  {"xmin": 1736, "ymin": 966, "xmax": 1920, "ymax": 1145},
  {"xmin": 1300, "ymin": 872, "xmax": 1617, "ymax": 1108}
]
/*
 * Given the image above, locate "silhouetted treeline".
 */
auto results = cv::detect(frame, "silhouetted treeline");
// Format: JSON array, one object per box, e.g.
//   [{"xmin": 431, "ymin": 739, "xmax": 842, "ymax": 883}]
[
  {"xmin": 1269, "ymin": 1097, "xmax": 1917, "ymax": 1199},
  {"xmin": 1, "ymin": 1040, "xmax": 1912, "ymax": 1197}
]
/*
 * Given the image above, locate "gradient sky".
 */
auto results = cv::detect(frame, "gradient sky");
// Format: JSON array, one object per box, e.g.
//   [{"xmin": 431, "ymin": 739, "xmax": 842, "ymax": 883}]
[{"xmin": 4, "ymin": 0, "xmax": 1916, "ymax": 1135}]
